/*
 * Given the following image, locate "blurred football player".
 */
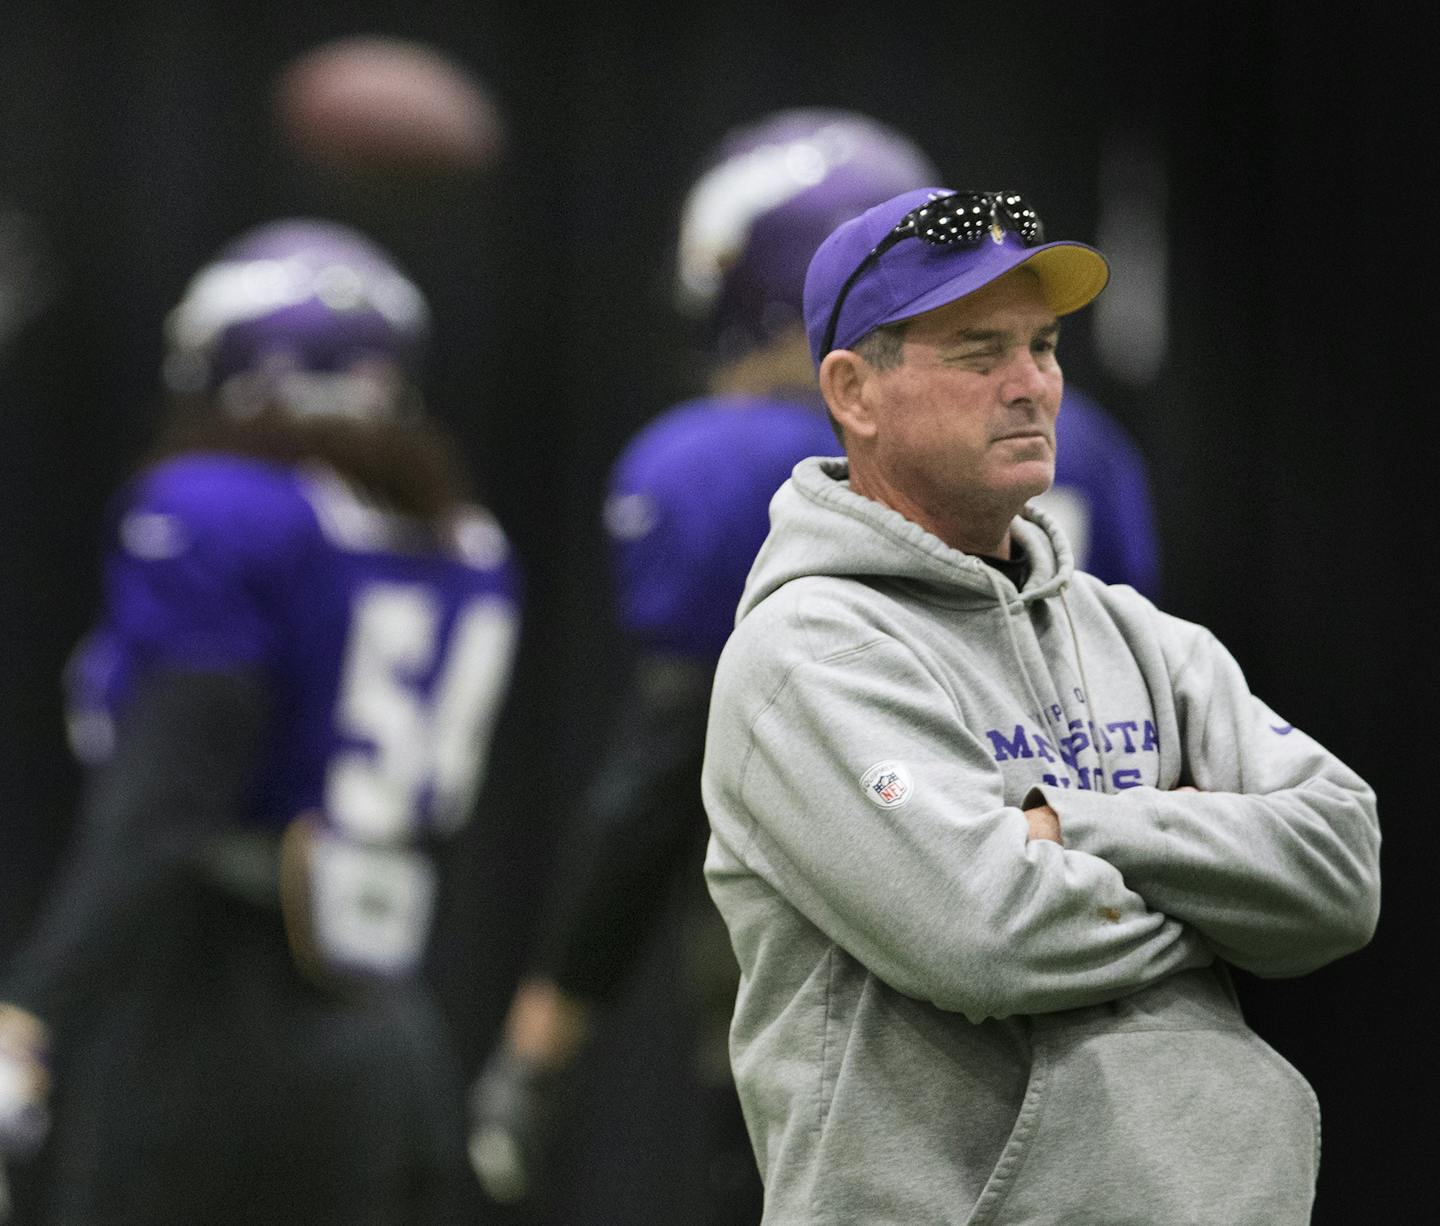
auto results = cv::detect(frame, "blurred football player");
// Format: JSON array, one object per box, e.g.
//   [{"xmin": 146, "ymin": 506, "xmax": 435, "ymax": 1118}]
[
  {"xmin": 467, "ymin": 110, "xmax": 1162, "ymax": 1219},
  {"xmin": 468, "ymin": 107, "xmax": 937, "ymax": 1222},
  {"xmin": 0, "ymin": 218, "xmax": 520, "ymax": 1225}
]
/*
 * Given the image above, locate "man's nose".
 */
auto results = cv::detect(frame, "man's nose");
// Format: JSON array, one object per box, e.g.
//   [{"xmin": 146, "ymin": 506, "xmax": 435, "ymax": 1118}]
[{"xmin": 999, "ymin": 348, "xmax": 1054, "ymax": 404}]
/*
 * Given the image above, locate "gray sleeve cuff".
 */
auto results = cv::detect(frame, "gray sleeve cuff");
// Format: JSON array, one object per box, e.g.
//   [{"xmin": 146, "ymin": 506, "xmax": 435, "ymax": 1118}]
[{"xmin": 1023, "ymin": 783, "xmax": 1166, "ymax": 871}]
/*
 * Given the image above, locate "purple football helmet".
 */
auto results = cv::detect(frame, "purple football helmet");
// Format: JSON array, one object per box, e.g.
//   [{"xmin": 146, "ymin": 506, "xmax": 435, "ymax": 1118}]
[
  {"xmin": 162, "ymin": 218, "xmax": 430, "ymax": 420},
  {"xmin": 675, "ymin": 109, "xmax": 940, "ymax": 358}
]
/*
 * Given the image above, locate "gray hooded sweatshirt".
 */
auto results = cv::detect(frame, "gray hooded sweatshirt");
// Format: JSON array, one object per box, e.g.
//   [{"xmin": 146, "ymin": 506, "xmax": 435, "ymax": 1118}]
[{"xmin": 702, "ymin": 455, "xmax": 1380, "ymax": 1226}]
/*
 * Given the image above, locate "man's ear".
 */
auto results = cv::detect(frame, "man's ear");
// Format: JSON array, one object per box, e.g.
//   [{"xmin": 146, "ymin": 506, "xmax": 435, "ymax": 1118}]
[{"xmin": 819, "ymin": 349, "xmax": 878, "ymax": 442}]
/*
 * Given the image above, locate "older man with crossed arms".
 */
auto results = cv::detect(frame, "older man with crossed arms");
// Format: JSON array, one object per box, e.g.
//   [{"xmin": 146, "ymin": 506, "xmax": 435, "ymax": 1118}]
[{"xmin": 700, "ymin": 187, "xmax": 1380, "ymax": 1225}]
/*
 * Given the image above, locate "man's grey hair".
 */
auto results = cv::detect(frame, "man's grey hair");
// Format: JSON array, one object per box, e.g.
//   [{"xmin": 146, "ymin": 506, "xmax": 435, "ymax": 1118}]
[{"xmin": 852, "ymin": 319, "xmax": 908, "ymax": 370}]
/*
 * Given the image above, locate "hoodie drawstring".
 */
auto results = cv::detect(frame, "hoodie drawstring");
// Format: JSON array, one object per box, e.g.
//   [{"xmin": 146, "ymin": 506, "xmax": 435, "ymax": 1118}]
[
  {"xmin": 983, "ymin": 567, "xmax": 1051, "ymax": 747},
  {"xmin": 1059, "ymin": 585, "xmax": 1112, "ymax": 794},
  {"xmin": 985, "ymin": 568, "xmax": 1114, "ymax": 797}
]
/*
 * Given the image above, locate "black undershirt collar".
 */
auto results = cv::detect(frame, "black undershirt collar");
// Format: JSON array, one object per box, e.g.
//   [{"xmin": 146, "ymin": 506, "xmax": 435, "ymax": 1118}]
[{"xmin": 977, "ymin": 540, "xmax": 1030, "ymax": 589}]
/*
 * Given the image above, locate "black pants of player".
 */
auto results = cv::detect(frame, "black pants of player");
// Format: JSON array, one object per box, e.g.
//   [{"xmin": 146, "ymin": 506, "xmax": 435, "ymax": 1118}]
[{"xmin": 32, "ymin": 891, "xmax": 471, "ymax": 1226}]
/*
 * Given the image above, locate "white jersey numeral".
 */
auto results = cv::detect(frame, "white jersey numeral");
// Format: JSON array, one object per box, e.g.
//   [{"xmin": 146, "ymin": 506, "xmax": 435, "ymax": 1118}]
[{"xmin": 326, "ymin": 584, "xmax": 517, "ymax": 842}]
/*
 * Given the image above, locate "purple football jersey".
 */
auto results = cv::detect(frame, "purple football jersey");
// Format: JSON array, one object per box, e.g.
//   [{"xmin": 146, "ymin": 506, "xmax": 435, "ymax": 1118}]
[
  {"xmin": 604, "ymin": 395, "xmax": 840, "ymax": 660},
  {"xmin": 66, "ymin": 454, "xmax": 521, "ymax": 840},
  {"xmin": 603, "ymin": 388, "xmax": 1159, "ymax": 663}
]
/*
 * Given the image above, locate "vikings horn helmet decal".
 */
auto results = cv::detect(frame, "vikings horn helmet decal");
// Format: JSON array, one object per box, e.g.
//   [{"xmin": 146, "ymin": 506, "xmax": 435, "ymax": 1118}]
[{"xmin": 674, "ymin": 109, "xmax": 939, "ymax": 356}]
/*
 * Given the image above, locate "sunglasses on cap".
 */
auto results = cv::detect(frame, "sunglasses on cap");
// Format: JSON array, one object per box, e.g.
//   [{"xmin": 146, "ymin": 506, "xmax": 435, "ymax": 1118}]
[{"xmin": 818, "ymin": 191, "xmax": 1045, "ymax": 357}]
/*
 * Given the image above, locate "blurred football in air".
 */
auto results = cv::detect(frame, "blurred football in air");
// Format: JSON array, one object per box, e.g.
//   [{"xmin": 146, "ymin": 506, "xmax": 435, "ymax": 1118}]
[{"xmin": 273, "ymin": 35, "xmax": 506, "ymax": 177}]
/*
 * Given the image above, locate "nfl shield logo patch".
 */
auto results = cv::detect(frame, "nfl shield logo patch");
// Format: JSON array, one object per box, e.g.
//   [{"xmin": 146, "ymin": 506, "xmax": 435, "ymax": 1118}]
[{"xmin": 860, "ymin": 760, "xmax": 914, "ymax": 809}]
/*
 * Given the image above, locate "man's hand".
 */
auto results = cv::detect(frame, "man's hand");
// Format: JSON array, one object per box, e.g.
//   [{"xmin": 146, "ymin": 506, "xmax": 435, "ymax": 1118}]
[
  {"xmin": 467, "ymin": 1041, "xmax": 565, "ymax": 1205},
  {"xmin": 467, "ymin": 978, "xmax": 589, "ymax": 1205},
  {"xmin": 1024, "ymin": 803, "xmax": 1062, "ymax": 844},
  {"xmin": 0, "ymin": 1003, "xmax": 50, "ymax": 1159}
]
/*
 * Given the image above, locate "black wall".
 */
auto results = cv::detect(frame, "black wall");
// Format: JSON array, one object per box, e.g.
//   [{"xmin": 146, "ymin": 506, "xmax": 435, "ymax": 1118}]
[{"xmin": 2, "ymin": 3, "xmax": 1432, "ymax": 1222}]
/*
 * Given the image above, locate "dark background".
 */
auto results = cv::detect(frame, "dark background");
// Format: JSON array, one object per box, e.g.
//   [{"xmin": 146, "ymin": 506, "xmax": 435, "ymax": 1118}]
[{"xmin": 1, "ymin": 2, "xmax": 1431, "ymax": 1222}]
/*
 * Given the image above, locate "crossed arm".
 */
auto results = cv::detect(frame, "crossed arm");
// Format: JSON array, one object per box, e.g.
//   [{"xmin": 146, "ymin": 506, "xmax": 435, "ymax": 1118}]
[{"xmin": 707, "ymin": 625, "xmax": 1379, "ymax": 1020}]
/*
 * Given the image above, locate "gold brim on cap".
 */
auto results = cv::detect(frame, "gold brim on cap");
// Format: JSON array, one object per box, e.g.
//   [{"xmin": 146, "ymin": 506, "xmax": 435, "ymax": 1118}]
[{"xmin": 1021, "ymin": 245, "xmax": 1111, "ymax": 317}]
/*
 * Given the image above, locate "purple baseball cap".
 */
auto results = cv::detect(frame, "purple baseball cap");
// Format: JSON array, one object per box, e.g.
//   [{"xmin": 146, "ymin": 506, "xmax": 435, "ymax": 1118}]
[{"xmin": 803, "ymin": 187, "xmax": 1110, "ymax": 366}]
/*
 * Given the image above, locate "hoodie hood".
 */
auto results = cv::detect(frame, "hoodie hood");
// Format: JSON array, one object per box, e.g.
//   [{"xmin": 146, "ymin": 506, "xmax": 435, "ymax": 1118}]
[{"xmin": 737, "ymin": 454, "xmax": 1075, "ymax": 624}]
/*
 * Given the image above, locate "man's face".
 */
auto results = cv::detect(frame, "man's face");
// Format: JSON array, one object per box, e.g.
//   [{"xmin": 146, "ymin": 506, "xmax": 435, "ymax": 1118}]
[{"xmin": 859, "ymin": 268, "xmax": 1063, "ymax": 526}]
